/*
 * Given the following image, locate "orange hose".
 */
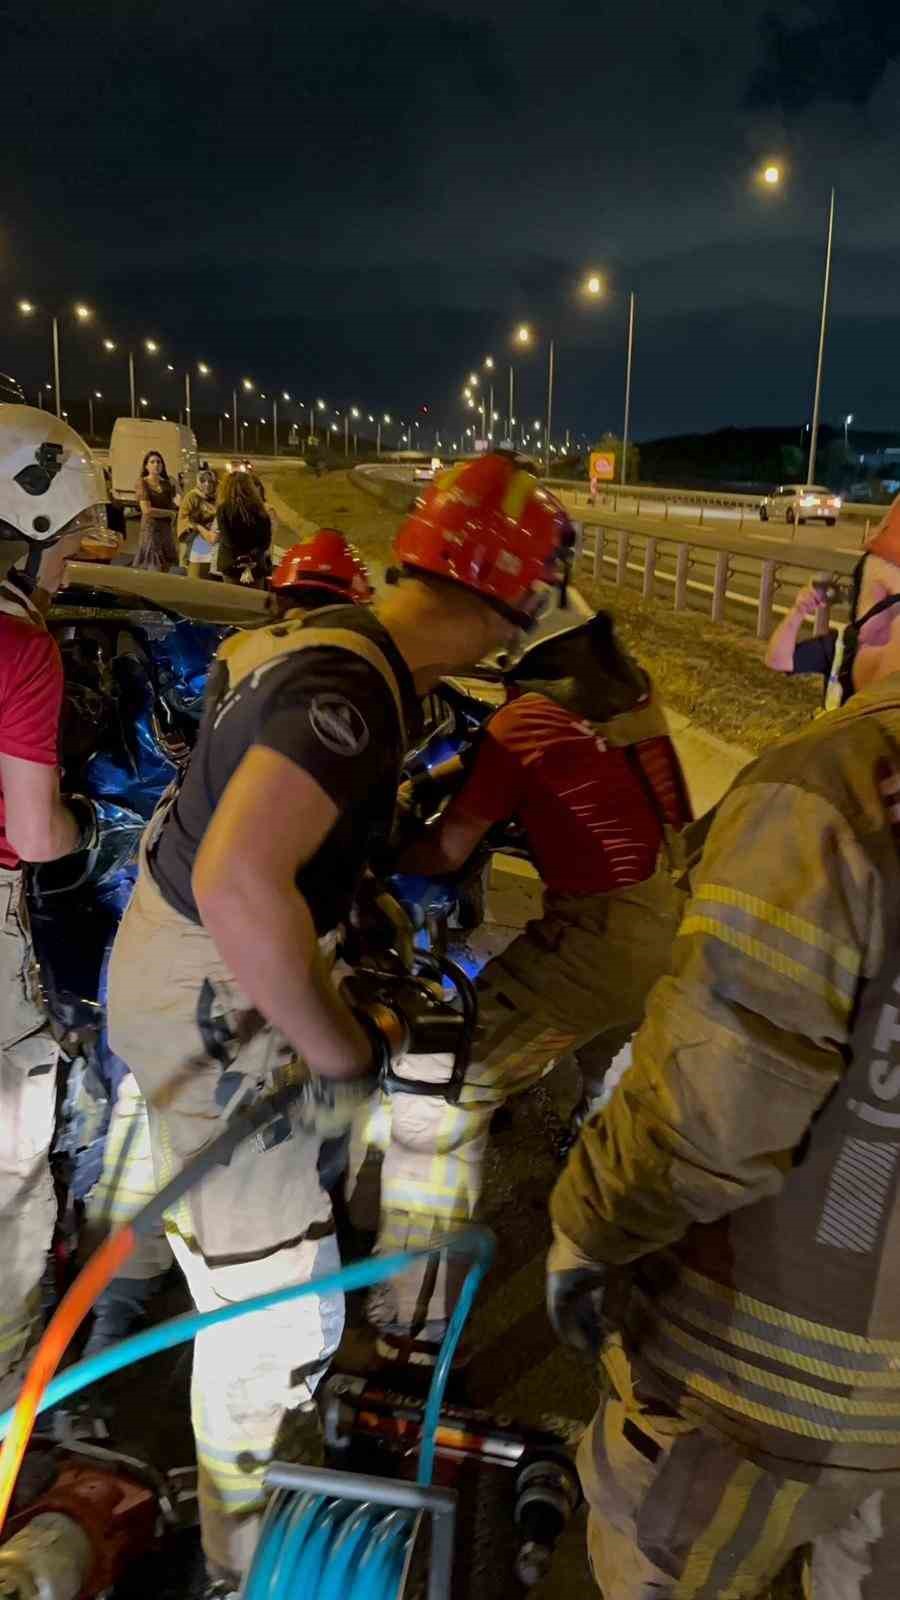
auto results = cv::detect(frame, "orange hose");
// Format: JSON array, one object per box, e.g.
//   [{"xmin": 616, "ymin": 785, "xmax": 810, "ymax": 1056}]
[{"xmin": 0, "ymin": 1223, "xmax": 136, "ymax": 1531}]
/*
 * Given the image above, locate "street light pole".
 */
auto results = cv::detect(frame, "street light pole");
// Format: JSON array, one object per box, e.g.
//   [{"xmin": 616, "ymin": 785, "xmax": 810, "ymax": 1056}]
[
  {"xmin": 129, "ymin": 352, "xmax": 136, "ymax": 419},
  {"xmin": 184, "ymin": 371, "xmax": 192, "ymax": 429},
  {"xmin": 344, "ymin": 413, "xmax": 349, "ymax": 457},
  {"xmin": 232, "ymin": 388, "xmax": 239, "ymax": 453},
  {"xmin": 51, "ymin": 316, "xmax": 61, "ymax": 418},
  {"xmin": 508, "ymin": 368, "xmax": 514, "ymax": 443},
  {"xmin": 807, "ymin": 186, "xmax": 836, "ymax": 487},
  {"xmin": 88, "ymin": 393, "xmax": 95, "ymax": 437},
  {"xmin": 273, "ymin": 397, "xmax": 278, "ymax": 458},
  {"xmin": 377, "ymin": 421, "xmax": 382, "ymax": 457},
  {"xmin": 621, "ymin": 291, "xmax": 636, "ymax": 487},
  {"xmin": 544, "ymin": 339, "xmax": 555, "ymax": 473}
]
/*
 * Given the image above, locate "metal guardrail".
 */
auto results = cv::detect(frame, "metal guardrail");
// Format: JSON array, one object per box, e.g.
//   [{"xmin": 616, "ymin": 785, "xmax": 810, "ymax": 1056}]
[
  {"xmin": 546, "ymin": 477, "xmax": 881, "ymax": 527},
  {"xmin": 573, "ymin": 509, "xmax": 859, "ymax": 638}
]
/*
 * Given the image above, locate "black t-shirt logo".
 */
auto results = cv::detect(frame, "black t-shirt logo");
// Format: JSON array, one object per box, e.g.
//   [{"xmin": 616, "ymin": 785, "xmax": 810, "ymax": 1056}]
[{"xmin": 308, "ymin": 694, "xmax": 370, "ymax": 756}]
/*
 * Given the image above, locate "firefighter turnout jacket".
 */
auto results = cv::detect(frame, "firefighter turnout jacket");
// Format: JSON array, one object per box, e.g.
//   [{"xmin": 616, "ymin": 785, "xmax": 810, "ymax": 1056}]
[{"xmin": 552, "ymin": 672, "xmax": 900, "ymax": 1478}]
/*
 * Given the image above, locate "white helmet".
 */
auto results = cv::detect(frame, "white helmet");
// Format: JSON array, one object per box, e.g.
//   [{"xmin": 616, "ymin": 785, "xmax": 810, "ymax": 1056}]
[{"xmin": 0, "ymin": 404, "xmax": 108, "ymax": 545}]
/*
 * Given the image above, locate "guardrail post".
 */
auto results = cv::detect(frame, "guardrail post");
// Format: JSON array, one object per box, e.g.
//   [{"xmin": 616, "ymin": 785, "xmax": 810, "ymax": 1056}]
[
  {"xmin": 699, "ymin": 505, "xmax": 705, "ymax": 525},
  {"xmin": 592, "ymin": 528, "xmax": 604, "ymax": 581},
  {"xmin": 756, "ymin": 559, "xmax": 776, "ymax": 639},
  {"xmin": 711, "ymin": 551, "xmax": 730, "ymax": 622},
  {"xmin": 739, "ymin": 505, "xmax": 745, "ymax": 531},
  {"xmin": 664, "ymin": 501, "xmax": 669, "ymax": 521},
  {"xmin": 674, "ymin": 545, "xmax": 690, "ymax": 610},
  {"xmin": 573, "ymin": 519, "xmax": 584, "ymax": 564},
  {"xmin": 642, "ymin": 537, "xmax": 657, "ymax": 601},
  {"xmin": 616, "ymin": 529, "xmax": 629, "ymax": 587}
]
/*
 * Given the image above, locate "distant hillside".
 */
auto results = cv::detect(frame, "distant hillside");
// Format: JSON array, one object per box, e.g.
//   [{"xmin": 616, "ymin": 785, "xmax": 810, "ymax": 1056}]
[{"xmin": 639, "ymin": 423, "xmax": 900, "ymax": 493}]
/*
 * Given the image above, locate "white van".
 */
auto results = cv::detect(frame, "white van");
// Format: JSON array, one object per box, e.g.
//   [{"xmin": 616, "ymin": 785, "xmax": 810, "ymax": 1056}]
[{"xmin": 109, "ymin": 417, "xmax": 198, "ymax": 511}]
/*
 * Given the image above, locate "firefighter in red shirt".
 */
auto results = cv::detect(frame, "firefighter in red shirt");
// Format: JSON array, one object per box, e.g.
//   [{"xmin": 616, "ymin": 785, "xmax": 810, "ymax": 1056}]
[
  {"xmin": 356, "ymin": 607, "xmax": 693, "ymax": 1359},
  {"xmin": 0, "ymin": 405, "xmax": 110, "ymax": 1406}
]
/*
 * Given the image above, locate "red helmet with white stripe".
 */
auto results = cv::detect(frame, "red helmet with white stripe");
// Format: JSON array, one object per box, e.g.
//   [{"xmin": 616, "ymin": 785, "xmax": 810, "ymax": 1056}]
[
  {"xmin": 271, "ymin": 528, "xmax": 374, "ymax": 603},
  {"xmin": 393, "ymin": 452, "xmax": 574, "ymax": 627}
]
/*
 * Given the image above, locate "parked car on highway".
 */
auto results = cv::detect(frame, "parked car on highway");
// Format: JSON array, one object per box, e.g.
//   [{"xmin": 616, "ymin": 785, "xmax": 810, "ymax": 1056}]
[
  {"xmin": 759, "ymin": 484, "xmax": 842, "ymax": 527},
  {"xmin": 109, "ymin": 416, "xmax": 198, "ymax": 512}
]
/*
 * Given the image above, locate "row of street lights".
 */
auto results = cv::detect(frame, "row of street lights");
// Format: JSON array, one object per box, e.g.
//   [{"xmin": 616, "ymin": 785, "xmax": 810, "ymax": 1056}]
[
  {"xmin": 455, "ymin": 161, "xmax": 841, "ymax": 485},
  {"xmin": 458, "ymin": 273, "xmax": 637, "ymax": 483},
  {"xmin": 15, "ymin": 300, "xmax": 406, "ymax": 456}
]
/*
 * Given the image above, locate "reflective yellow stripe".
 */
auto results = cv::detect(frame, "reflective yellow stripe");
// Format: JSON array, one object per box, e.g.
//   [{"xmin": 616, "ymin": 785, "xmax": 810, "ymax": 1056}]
[
  {"xmin": 676, "ymin": 1263, "xmax": 900, "ymax": 1356},
  {"xmin": 662, "ymin": 1296, "xmax": 900, "ymax": 1387},
  {"xmin": 692, "ymin": 883, "xmax": 860, "ymax": 980},
  {"xmin": 720, "ymin": 1481, "xmax": 807, "ymax": 1600},
  {"xmin": 501, "ymin": 469, "xmax": 536, "ymax": 523},
  {"xmin": 674, "ymin": 1460, "xmax": 763, "ymax": 1598},
  {"xmin": 649, "ymin": 1347, "xmax": 900, "ymax": 1443},
  {"xmin": 433, "ymin": 462, "xmax": 468, "ymax": 493},
  {"xmin": 660, "ymin": 1319, "xmax": 900, "ymax": 1414},
  {"xmin": 680, "ymin": 914, "xmax": 853, "ymax": 1017}
]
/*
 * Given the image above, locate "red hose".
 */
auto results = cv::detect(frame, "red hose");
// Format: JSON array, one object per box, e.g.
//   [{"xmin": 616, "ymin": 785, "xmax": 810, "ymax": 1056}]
[{"xmin": 0, "ymin": 1223, "xmax": 136, "ymax": 1530}]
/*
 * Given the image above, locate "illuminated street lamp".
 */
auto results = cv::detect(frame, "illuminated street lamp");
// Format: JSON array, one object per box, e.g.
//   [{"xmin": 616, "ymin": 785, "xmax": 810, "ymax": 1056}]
[
  {"xmin": 844, "ymin": 412, "xmax": 854, "ymax": 450},
  {"xmin": 484, "ymin": 356, "xmax": 495, "ymax": 371},
  {"xmin": 144, "ymin": 339, "xmax": 159, "ymax": 355},
  {"xmin": 760, "ymin": 162, "xmax": 834, "ymax": 484},
  {"xmin": 139, "ymin": 397, "xmax": 148, "ymax": 409},
  {"xmin": 584, "ymin": 272, "xmax": 604, "ymax": 297},
  {"xmin": 18, "ymin": 298, "xmax": 93, "ymax": 417},
  {"xmin": 87, "ymin": 390, "xmax": 102, "ymax": 437}
]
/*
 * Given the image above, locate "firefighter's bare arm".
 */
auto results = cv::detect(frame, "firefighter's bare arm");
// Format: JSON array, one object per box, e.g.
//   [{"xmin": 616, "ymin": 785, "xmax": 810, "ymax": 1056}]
[
  {"xmin": 551, "ymin": 777, "xmax": 880, "ymax": 1269},
  {"xmin": 399, "ymin": 803, "xmax": 492, "ymax": 875},
  {"xmin": 0, "ymin": 752, "xmax": 80, "ymax": 861},
  {"xmin": 192, "ymin": 743, "xmax": 374, "ymax": 1080}
]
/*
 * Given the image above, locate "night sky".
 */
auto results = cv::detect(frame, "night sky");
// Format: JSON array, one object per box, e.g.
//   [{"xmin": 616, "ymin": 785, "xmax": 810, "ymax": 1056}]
[{"xmin": 5, "ymin": 0, "xmax": 900, "ymax": 442}]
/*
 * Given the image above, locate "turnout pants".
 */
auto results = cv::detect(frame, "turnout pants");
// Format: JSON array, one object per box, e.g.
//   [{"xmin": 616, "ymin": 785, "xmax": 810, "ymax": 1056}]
[
  {"xmin": 581, "ymin": 1342, "xmax": 900, "ymax": 1599},
  {"xmin": 107, "ymin": 853, "xmax": 343, "ymax": 1581},
  {"xmin": 0, "ymin": 866, "xmax": 58, "ymax": 1411},
  {"xmin": 356, "ymin": 871, "xmax": 682, "ymax": 1337}
]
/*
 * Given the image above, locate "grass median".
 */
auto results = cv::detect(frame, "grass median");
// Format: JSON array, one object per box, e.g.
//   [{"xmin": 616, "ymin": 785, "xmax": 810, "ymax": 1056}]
[{"xmin": 272, "ymin": 468, "xmax": 821, "ymax": 754}]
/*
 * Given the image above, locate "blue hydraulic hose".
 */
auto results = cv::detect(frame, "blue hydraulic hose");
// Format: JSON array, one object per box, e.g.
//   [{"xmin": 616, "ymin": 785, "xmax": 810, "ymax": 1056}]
[{"xmin": 0, "ymin": 1227, "xmax": 495, "ymax": 1460}]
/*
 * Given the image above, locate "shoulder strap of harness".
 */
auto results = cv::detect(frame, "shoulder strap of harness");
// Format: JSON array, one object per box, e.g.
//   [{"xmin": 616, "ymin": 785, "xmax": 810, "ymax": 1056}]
[{"xmin": 212, "ymin": 616, "xmax": 408, "ymax": 747}]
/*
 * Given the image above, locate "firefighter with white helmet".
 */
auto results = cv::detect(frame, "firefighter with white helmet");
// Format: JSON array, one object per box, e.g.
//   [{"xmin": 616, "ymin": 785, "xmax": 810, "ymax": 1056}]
[{"xmin": 0, "ymin": 405, "xmax": 112, "ymax": 1405}]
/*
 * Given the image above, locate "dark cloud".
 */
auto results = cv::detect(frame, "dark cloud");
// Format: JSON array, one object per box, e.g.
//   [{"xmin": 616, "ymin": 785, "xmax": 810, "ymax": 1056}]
[
  {"xmin": 4, "ymin": 0, "xmax": 900, "ymax": 440},
  {"xmin": 747, "ymin": 2, "xmax": 900, "ymax": 111}
]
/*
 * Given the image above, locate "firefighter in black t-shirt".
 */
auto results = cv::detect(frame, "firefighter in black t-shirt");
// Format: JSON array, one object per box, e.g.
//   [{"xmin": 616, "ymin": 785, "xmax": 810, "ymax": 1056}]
[{"xmin": 105, "ymin": 454, "xmax": 575, "ymax": 1594}]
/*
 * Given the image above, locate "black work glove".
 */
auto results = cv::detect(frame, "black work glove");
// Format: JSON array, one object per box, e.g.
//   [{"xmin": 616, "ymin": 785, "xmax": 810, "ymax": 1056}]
[
  {"xmin": 546, "ymin": 1242, "xmax": 608, "ymax": 1356},
  {"xmin": 66, "ymin": 793, "xmax": 102, "ymax": 853}
]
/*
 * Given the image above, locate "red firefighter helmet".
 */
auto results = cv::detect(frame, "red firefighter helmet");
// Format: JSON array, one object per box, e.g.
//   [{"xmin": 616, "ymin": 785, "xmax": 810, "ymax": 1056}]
[
  {"xmin": 271, "ymin": 528, "xmax": 374, "ymax": 603},
  {"xmin": 393, "ymin": 452, "xmax": 574, "ymax": 626}
]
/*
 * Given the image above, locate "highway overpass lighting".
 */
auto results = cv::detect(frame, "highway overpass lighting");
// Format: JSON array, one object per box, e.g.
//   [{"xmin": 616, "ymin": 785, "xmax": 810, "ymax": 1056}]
[
  {"xmin": 74, "ymin": 304, "xmax": 92, "ymax": 322},
  {"xmin": 144, "ymin": 339, "xmax": 159, "ymax": 354}
]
